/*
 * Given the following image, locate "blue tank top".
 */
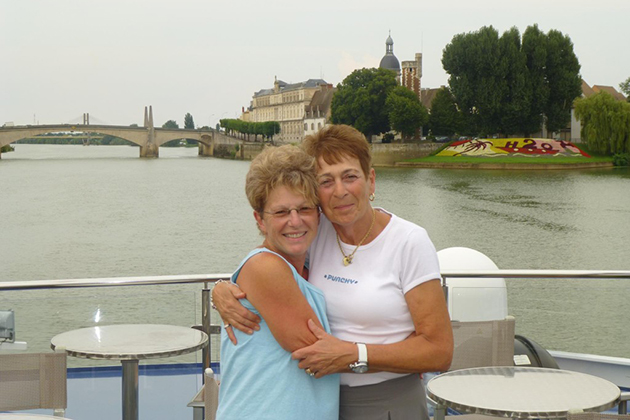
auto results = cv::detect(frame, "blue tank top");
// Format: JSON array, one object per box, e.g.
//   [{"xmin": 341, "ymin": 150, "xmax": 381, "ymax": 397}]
[{"xmin": 217, "ymin": 248, "xmax": 340, "ymax": 420}]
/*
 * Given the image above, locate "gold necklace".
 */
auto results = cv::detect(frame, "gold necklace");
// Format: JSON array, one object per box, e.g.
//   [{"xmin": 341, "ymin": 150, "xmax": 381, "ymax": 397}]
[{"xmin": 336, "ymin": 209, "xmax": 376, "ymax": 266}]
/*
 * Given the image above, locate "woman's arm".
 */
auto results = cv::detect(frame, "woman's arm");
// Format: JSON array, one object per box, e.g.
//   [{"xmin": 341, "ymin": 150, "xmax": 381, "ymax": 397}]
[
  {"xmin": 236, "ymin": 252, "xmax": 325, "ymax": 352},
  {"xmin": 212, "ymin": 280, "xmax": 261, "ymax": 344},
  {"xmin": 291, "ymin": 279, "xmax": 453, "ymax": 377}
]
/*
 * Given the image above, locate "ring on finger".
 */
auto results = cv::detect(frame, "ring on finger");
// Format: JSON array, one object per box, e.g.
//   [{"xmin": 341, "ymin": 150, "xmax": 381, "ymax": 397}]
[
  {"xmin": 224, "ymin": 323, "xmax": 232, "ymax": 329},
  {"xmin": 305, "ymin": 368, "xmax": 315, "ymax": 377}
]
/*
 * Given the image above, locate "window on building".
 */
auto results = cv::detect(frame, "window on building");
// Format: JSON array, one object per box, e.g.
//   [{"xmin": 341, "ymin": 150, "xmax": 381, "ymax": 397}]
[
  {"xmin": 311, "ymin": 123, "xmax": 314, "ymax": 130},
  {"xmin": 304, "ymin": 123, "xmax": 308, "ymax": 131}
]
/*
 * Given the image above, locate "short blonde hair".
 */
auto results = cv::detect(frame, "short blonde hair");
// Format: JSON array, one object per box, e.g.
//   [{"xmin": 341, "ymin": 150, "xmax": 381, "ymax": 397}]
[
  {"xmin": 302, "ymin": 124, "xmax": 372, "ymax": 177},
  {"xmin": 245, "ymin": 145, "xmax": 319, "ymax": 214}
]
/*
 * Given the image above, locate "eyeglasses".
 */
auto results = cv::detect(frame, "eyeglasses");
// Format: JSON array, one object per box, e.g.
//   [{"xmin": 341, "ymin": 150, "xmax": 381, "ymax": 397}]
[{"xmin": 263, "ymin": 206, "xmax": 319, "ymax": 219}]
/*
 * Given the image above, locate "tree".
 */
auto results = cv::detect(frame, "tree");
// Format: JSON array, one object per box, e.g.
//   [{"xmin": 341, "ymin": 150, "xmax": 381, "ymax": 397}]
[
  {"xmin": 263, "ymin": 121, "xmax": 280, "ymax": 142},
  {"xmin": 184, "ymin": 113, "xmax": 195, "ymax": 129},
  {"xmin": 162, "ymin": 120, "xmax": 179, "ymax": 129},
  {"xmin": 574, "ymin": 92, "xmax": 630, "ymax": 155},
  {"xmin": 442, "ymin": 24, "xmax": 582, "ymax": 137},
  {"xmin": 619, "ymin": 77, "xmax": 630, "ymax": 102},
  {"xmin": 182, "ymin": 113, "xmax": 196, "ymax": 145},
  {"xmin": 543, "ymin": 29, "xmax": 582, "ymax": 133},
  {"xmin": 331, "ymin": 67, "xmax": 398, "ymax": 140},
  {"xmin": 385, "ymin": 86, "xmax": 428, "ymax": 140},
  {"xmin": 521, "ymin": 24, "xmax": 549, "ymax": 135},
  {"xmin": 498, "ymin": 27, "xmax": 531, "ymax": 136},
  {"xmin": 442, "ymin": 26, "xmax": 504, "ymax": 137},
  {"xmin": 428, "ymin": 87, "xmax": 462, "ymax": 136},
  {"xmin": 219, "ymin": 119, "xmax": 279, "ymax": 143}
]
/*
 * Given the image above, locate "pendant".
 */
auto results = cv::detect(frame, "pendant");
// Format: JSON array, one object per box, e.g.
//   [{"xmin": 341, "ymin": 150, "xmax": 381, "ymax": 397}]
[{"xmin": 343, "ymin": 256, "xmax": 352, "ymax": 266}]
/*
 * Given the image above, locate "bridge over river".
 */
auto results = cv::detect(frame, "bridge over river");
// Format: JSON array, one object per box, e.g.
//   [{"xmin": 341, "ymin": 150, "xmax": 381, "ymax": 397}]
[{"xmin": 0, "ymin": 107, "xmax": 245, "ymax": 159}]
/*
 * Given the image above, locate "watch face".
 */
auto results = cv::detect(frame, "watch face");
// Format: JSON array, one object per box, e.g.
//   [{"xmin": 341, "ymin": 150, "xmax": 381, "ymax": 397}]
[{"xmin": 351, "ymin": 362, "xmax": 368, "ymax": 373}]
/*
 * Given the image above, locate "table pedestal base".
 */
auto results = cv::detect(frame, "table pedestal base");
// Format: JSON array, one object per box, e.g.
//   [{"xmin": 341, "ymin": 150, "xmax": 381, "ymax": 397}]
[
  {"xmin": 435, "ymin": 403, "xmax": 446, "ymax": 420},
  {"xmin": 122, "ymin": 359, "xmax": 139, "ymax": 420}
]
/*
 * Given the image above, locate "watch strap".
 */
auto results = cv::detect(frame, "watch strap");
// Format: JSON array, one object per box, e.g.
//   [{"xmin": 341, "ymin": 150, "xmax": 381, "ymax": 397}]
[{"xmin": 356, "ymin": 342, "xmax": 367, "ymax": 364}]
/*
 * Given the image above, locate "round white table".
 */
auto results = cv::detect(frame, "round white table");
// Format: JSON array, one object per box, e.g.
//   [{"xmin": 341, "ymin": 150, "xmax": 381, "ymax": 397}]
[
  {"xmin": 50, "ymin": 324, "xmax": 208, "ymax": 420},
  {"xmin": 427, "ymin": 366, "xmax": 621, "ymax": 419}
]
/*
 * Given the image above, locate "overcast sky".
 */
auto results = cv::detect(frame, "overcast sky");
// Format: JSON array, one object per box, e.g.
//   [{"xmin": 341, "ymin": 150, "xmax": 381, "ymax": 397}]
[{"xmin": 1, "ymin": 0, "xmax": 628, "ymax": 128}]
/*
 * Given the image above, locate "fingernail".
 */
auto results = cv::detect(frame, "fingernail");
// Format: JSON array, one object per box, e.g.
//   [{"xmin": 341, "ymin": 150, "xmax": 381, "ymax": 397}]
[{"xmin": 254, "ymin": 325, "xmax": 260, "ymax": 331}]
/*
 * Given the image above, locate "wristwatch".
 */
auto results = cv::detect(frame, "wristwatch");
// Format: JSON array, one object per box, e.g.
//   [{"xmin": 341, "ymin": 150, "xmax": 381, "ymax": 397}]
[{"xmin": 349, "ymin": 342, "xmax": 368, "ymax": 373}]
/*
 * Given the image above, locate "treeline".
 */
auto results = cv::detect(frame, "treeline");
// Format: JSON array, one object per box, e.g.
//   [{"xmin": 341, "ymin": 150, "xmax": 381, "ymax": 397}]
[
  {"xmin": 330, "ymin": 25, "xmax": 583, "ymax": 142},
  {"xmin": 331, "ymin": 68, "xmax": 427, "ymax": 141},
  {"xmin": 219, "ymin": 119, "xmax": 280, "ymax": 142},
  {"xmin": 17, "ymin": 137, "xmax": 98, "ymax": 145},
  {"xmin": 16, "ymin": 135, "xmax": 135, "ymax": 146},
  {"xmin": 441, "ymin": 24, "xmax": 582, "ymax": 138}
]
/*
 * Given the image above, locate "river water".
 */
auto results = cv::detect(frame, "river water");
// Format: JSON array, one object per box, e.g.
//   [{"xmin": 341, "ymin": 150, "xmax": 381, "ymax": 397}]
[{"xmin": 1, "ymin": 144, "xmax": 629, "ymax": 363}]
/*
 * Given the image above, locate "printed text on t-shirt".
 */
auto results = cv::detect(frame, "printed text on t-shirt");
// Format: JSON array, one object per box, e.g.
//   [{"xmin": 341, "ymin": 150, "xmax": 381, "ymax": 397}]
[{"xmin": 324, "ymin": 274, "xmax": 358, "ymax": 285}]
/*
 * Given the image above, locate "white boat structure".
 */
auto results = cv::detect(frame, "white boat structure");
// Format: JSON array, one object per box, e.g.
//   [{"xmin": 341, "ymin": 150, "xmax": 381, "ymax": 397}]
[{"xmin": 1, "ymin": 247, "xmax": 629, "ymax": 419}]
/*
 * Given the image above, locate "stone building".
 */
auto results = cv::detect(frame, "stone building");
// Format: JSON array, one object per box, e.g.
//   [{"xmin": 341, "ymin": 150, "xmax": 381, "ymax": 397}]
[
  {"xmin": 248, "ymin": 77, "xmax": 332, "ymax": 143},
  {"xmin": 303, "ymin": 85, "xmax": 335, "ymax": 137}
]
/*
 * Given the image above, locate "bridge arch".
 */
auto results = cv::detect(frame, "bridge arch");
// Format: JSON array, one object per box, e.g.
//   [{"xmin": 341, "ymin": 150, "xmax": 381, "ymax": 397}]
[{"xmin": 1, "ymin": 125, "xmax": 219, "ymax": 159}]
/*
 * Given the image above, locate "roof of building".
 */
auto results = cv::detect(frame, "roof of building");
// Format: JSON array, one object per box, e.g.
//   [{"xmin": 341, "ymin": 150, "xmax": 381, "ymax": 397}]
[
  {"xmin": 379, "ymin": 55, "xmax": 401, "ymax": 72},
  {"xmin": 581, "ymin": 80, "xmax": 627, "ymax": 101},
  {"xmin": 581, "ymin": 80, "xmax": 596, "ymax": 98},
  {"xmin": 592, "ymin": 85, "xmax": 627, "ymax": 101},
  {"xmin": 305, "ymin": 86, "xmax": 336, "ymax": 119},
  {"xmin": 254, "ymin": 78, "xmax": 327, "ymax": 97},
  {"xmin": 421, "ymin": 87, "xmax": 441, "ymax": 109}
]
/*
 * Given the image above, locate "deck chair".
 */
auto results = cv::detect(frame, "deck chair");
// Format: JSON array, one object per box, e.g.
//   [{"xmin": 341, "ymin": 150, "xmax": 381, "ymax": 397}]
[
  {"xmin": 204, "ymin": 368, "xmax": 219, "ymax": 420},
  {"xmin": 0, "ymin": 351, "xmax": 67, "ymax": 417},
  {"xmin": 430, "ymin": 316, "xmax": 515, "ymax": 420},
  {"xmin": 188, "ymin": 368, "xmax": 219, "ymax": 420},
  {"xmin": 449, "ymin": 315, "xmax": 515, "ymax": 371}
]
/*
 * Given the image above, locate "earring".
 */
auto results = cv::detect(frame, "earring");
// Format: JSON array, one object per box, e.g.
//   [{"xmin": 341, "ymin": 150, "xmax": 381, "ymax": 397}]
[{"xmin": 369, "ymin": 193, "xmax": 375, "ymax": 201}]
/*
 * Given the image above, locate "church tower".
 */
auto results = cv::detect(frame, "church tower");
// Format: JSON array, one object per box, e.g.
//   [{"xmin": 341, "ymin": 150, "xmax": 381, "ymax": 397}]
[
  {"xmin": 402, "ymin": 53, "xmax": 423, "ymax": 102},
  {"xmin": 379, "ymin": 31, "xmax": 401, "ymax": 81}
]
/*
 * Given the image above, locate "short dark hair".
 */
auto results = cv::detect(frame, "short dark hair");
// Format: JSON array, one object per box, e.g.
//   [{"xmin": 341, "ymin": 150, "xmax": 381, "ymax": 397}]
[{"xmin": 302, "ymin": 124, "xmax": 372, "ymax": 177}]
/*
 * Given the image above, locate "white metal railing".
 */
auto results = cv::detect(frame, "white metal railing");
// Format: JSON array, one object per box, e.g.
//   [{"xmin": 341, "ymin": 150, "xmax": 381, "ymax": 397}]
[
  {"xmin": 2, "ymin": 269, "xmax": 630, "ymax": 394},
  {"xmin": 2, "ymin": 269, "xmax": 628, "ymax": 292},
  {"xmin": 0, "ymin": 274, "xmax": 231, "ymax": 370},
  {"xmin": 439, "ymin": 269, "xmax": 630, "ymax": 280},
  {"xmin": 0, "ymin": 273, "xmax": 232, "ymax": 291}
]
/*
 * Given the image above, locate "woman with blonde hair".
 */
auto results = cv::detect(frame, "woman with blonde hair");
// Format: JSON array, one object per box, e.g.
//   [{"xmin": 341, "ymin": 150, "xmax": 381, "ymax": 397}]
[{"xmin": 216, "ymin": 144, "xmax": 339, "ymax": 420}]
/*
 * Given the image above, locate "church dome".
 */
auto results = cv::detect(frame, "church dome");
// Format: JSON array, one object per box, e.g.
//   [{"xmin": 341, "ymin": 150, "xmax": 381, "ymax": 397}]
[
  {"xmin": 379, "ymin": 32, "xmax": 400, "ymax": 74},
  {"xmin": 379, "ymin": 55, "xmax": 400, "ymax": 72}
]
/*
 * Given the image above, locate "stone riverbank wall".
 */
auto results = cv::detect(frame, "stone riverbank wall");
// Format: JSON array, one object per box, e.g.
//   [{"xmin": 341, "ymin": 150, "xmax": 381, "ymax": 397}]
[
  {"xmin": 371, "ymin": 142, "xmax": 441, "ymax": 166},
  {"xmin": 208, "ymin": 134, "xmax": 439, "ymax": 167}
]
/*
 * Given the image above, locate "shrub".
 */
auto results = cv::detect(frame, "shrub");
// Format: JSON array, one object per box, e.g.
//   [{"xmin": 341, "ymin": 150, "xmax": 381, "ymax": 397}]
[{"xmin": 612, "ymin": 153, "xmax": 630, "ymax": 167}]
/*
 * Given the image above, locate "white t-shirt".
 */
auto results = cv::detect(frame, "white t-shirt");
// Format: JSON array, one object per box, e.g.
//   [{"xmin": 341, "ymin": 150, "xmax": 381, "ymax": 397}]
[{"xmin": 308, "ymin": 208, "xmax": 441, "ymax": 387}]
